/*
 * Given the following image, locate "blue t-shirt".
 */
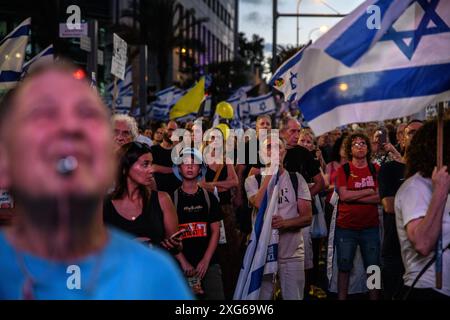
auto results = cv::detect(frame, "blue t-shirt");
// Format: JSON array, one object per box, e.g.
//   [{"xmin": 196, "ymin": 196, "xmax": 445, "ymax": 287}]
[{"xmin": 0, "ymin": 228, "xmax": 193, "ymax": 300}]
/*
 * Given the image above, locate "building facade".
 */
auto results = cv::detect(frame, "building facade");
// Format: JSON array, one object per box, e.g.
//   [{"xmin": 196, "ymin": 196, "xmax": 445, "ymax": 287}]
[{"xmin": 171, "ymin": 0, "xmax": 238, "ymax": 84}]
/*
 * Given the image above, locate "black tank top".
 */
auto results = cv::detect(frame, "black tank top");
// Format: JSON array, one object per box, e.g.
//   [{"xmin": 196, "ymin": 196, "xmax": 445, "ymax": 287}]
[{"xmin": 103, "ymin": 192, "xmax": 165, "ymax": 245}]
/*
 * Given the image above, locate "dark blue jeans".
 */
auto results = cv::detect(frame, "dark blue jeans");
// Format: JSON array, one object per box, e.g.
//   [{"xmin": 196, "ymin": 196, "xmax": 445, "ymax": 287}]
[{"xmin": 335, "ymin": 227, "xmax": 381, "ymax": 273}]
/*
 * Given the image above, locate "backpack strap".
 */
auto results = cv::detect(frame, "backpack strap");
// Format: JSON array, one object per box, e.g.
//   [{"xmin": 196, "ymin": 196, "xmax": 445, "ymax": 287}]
[
  {"xmin": 367, "ymin": 162, "xmax": 377, "ymax": 182},
  {"xmin": 343, "ymin": 161, "xmax": 377, "ymax": 182},
  {"xmin": 289, "ymin": 172, "xmax": 299, "ymax": 200},
  {"xmin": 201, "ymin": 187, "xmax": 211, "ymax": 213},
  {"xmin": 343, "ymin": 162, "xmax": 351, "ymax": 182},
  {"xmin": 173, "ymin": 188, "xmax": 179, "ymax": 209}
]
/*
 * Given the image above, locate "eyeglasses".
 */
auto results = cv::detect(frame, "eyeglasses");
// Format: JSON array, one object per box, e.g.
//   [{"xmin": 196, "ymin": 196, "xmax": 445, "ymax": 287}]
[
  {"xmin": 352, "ymin": 141, "xmax": 367, "ymax": 148},
  {"xmin": 114, "ymin": 129, "xmax": 131, "ymax": 137}
]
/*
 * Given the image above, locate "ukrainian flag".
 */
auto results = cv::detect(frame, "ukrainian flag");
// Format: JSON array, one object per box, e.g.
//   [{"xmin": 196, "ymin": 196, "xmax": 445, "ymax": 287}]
[{"xmin": 169, "ymin": 77, "xmax": 205, "ymax": 120}]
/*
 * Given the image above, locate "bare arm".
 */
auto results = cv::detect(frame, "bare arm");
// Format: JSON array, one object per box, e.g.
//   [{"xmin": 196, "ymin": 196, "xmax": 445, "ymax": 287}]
[
  {"xmin": 207, "ymin": 164, "xmax": 239, "ymax": 192},
  {"xmin": 382, "ymin": 196, "xmax": 395, "ymax": 214},
  {"xmin": 320, "ymin": 168, "xmax": 330, "ymax": 190},
  {"xmin": 158, "ymin": 191, "xmax": 183, "ymax": 253},
  {"xmin": 338, "ymin": 185, "xmax": 375, "ymax": 202},
  {"xmin": 309, "ymin": 173, "xmax": 325, "ymax": 197},
  {"xmin": 272, "ymin": 199, "xmax": 312, "ymax": 231},
  {"xmin": 357, "ymin": 192, "xmax": 381, "ymax": 204},
  {"xmin": 405, "ymin": 167, "xmax": 450, "ymax": 256},
  {"xmin": 152, "ymin": 164, "xmax": 173, "ymax": 174},
  {"xmin": 195, "ymin": 221, "xmax": 220, "ymax": 279},
  {"xmin": 251, "ymin": 174, "xmax": 272, "ymax": 209},
  {"xmin": 158, "ymin": 191, "xmax": 178, "ymax": 237}
]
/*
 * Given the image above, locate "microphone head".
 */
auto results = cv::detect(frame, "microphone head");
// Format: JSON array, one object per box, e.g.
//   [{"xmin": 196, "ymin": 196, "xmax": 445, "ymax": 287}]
[{"xmin": 56, "ymin": 156, "xmax": 78, "ymax": 176}]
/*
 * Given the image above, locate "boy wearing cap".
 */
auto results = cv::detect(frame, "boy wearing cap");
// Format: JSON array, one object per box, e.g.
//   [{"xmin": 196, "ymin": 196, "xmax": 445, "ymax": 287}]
[{"xmin": 172, "ymin": 148, "xmax": 225, "ymax": 300}]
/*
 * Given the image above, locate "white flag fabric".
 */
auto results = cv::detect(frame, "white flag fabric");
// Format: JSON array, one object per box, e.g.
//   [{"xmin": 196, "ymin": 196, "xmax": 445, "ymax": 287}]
[
  {"xmin": 227, "ymin": 86, "xmax": 252, "ymax": 129},
  {"xmin": 287, "ymin": 0, "xmax": 450, "ymax": 135},
  {"xmin": 0, "ymin": 18, "xmax": 31, "ymax": 90},
  {"xmin": 233, "ymin": 174, "xmax": 279, "ymax": 300},
  {"xmin": 248, "ymin": 93, "xmax": 276, "ymax": 118},
  {"xmin": 147, "ymin": 86, "xmax": 185, "ymax": 121}
]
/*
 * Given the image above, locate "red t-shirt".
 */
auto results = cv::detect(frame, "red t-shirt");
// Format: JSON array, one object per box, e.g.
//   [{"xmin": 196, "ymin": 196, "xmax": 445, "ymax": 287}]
[{"xmin": 336, "ymin": 162, "xmax": 379, "ymax": 230}]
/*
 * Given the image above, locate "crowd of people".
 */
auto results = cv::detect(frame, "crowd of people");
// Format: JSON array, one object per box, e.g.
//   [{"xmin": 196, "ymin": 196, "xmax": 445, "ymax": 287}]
[{"xmin": 0, "ymin": 62, "xmax": 449, "ymax": 300}]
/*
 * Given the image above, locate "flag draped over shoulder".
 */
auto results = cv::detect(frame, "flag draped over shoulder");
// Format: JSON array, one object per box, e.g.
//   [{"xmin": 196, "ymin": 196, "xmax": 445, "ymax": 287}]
[
  {"xmin": 0, "ymin": 18, "xmax": 31, "ymax": 90},
  {"xmin": 106, "ymin": 66, "xmax": 133, "ymax": 114},
  {"xmin": 169, "ymin": 77, "xmax": 205, "ymax": 120},
  {"xmin": 233, "ymin": 174, "xmax": 279, "ymax": 300},
  {"xmin": 274, "ymin": 0, "xmax": 450, "ymax": 135}
]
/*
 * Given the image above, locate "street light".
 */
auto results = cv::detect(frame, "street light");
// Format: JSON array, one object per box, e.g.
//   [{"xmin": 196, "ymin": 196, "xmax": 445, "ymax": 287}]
[
  {"xmin": 296, "ymin": 0, "xmax": 303, "ymax": 47},
  {"xmin": 297, "ymin": 0, "xmax": 338, "ymax": 47},
  {"xmin": 308, "ymin": 25, "xmax": 329, "ymax": 41},
  {"xmin": 314, "ymin": 0, "xmax": 341, "ymax": 15}
]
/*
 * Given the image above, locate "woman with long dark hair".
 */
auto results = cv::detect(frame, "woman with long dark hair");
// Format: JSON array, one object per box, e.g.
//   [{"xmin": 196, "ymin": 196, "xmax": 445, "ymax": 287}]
[{"xmin": 103, "ymin": 142, "xmax": 181, "ymax": 252}]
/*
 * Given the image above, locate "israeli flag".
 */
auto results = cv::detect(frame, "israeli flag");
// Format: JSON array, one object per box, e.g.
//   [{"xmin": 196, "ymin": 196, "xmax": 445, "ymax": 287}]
[
  {"xmin": 269, "ymin": 41, "xmax": 311, "ymax": 103},
  {"xmin": 291, "ymin": 0, "xmax": 450, "ymax": 136},
  {"xmin": 22, "ymin": 44, "xmax": 54, "ymax": 77},
  {"xmin": 227, "ymin": 87, "xmax": 251, "ymax": 129},
  {"xmin": 154, "ymin": 86, "xmax": 185, "ymax": 106},
  {"xmin": 106, "ymin": 66, "xmax": 133, "ymax": 114},
  {"xmin": 228, "ymin": 85, "xmax": 253, "ymax": 101},
  {"xmin": 248, "ymin": 93, "xmax": 276, "ymax": 118},
  {"xmin": 147, "ymin": 86, "xmax": 185, "ymax": 121},
  {"xmin": 233, "ymin": 174, "xmax": 279, "ymax": 300},
  {"xmin": 0, "ymin": 18, "xmax": 31, "ymax": 90}
]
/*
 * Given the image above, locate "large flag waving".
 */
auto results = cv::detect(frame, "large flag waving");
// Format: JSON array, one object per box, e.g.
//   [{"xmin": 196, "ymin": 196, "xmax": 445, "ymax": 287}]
[
  {"xmin": 289, "ymin": 0, "xmax": 450, "ymax": 135},
  {"xmin": 269, "ymin": 41, "xmax": 311, "ymax": 103},
  {"xmin": 0, "ymin": 18, "xmax": 31, "ymax": 90},
  {"xmin": 233, "ymin": 174, "xmax": 279, "ymax": 300},
  {"xmin": 169, "ymin": 77, "xmax": 205, "ymax": 120}
]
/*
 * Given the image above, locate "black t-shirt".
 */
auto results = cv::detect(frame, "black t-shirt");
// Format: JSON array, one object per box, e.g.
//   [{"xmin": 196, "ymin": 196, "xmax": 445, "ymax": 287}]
[
  {"xmin": 103, "ymin": 192, "xmax": 165, "ymax": 246},
  {"xmin": 174, "ymin": 187, "xmax": 223, "ymax": 266},
  {"xmin": 378, "ymin": 160, "xmax": 406, "ymax": 259},
  {"xmin": 284, "ymin": 146, "xmax": 321, "ymax": 183},
  {"xmin": 205, "ymin": 166, "xmax": 231, "ymax": 204},
  {"xmin": 150, "ymin": 144, "xmax": 181, "ymax": 196}
]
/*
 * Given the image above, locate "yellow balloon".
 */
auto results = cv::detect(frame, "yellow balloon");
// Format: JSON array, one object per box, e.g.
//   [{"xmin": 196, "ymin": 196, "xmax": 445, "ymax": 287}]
[
  {"xmin": 216, "ymin": 101, "xmax": 234, "ymax": 119},
  {"xmin": 215, "ymin": 123, "xmax": 230, "ymax": 141}
]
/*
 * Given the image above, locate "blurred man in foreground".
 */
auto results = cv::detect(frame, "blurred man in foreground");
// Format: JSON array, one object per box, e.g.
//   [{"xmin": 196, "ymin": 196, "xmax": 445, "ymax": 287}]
[{"xmin": 0, "ymin": 63, "xmax": 192, "ymax": 299}]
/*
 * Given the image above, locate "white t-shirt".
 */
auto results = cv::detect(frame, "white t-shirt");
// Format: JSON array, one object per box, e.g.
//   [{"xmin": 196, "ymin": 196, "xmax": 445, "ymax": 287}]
[
  {"xmin": 395, "ymin": 173, "xmax": 450, "ymax": 296},
  {"xmin": 245, "ymin": 170, "xmax": 311, "ymax": 261}
]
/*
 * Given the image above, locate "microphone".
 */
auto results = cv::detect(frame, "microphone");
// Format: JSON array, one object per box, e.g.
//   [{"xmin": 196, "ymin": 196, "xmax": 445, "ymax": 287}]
[{"xmin": 56, "ymin": 156, "xmax": 78, "ymax": 176}]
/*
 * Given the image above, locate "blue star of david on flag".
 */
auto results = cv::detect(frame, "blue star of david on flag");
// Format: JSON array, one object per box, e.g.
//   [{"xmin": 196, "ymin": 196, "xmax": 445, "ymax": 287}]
[
  {"xmin": 381, "ymin": 0, "xmax": 450, "ymax": 60},
  {"xmin": 260, "ymin": 102, "xmax": 267, "ymax": 111}
]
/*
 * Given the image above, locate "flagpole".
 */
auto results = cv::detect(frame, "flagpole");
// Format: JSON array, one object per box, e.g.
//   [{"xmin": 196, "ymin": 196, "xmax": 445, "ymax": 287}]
[
  {"xmin": 112, "ymin": 76, "xmax": 118, "ymax": 115},
  {"xmin": 435, "ymin": 101, "xmax": 444, "ymax": 289}
]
